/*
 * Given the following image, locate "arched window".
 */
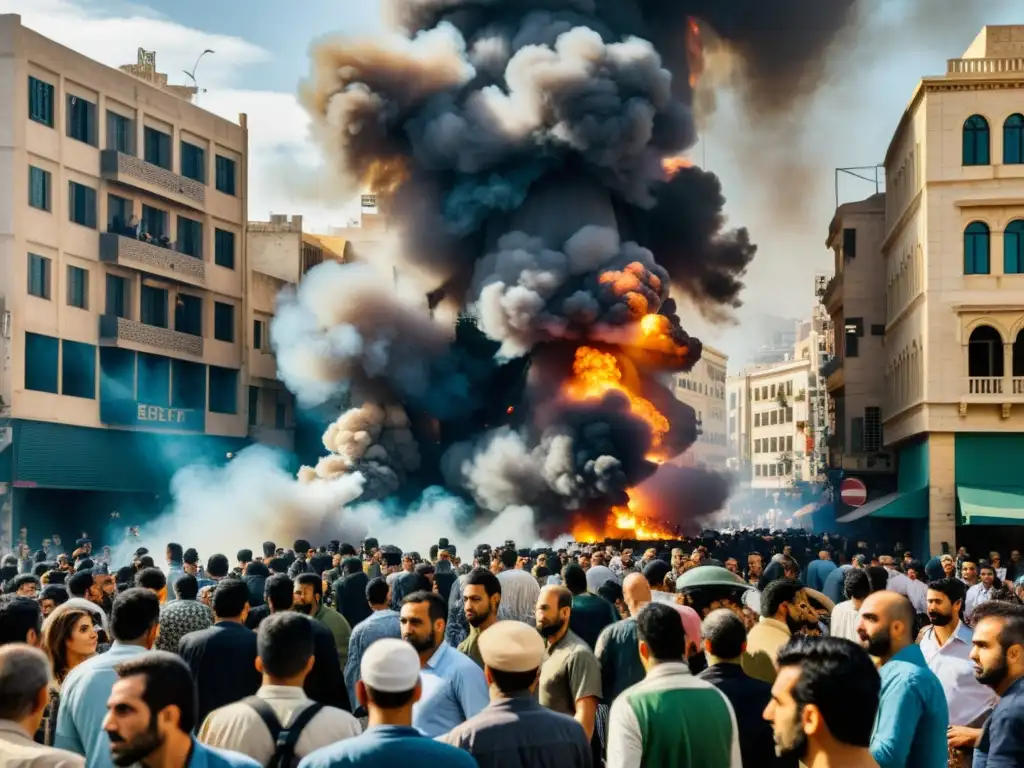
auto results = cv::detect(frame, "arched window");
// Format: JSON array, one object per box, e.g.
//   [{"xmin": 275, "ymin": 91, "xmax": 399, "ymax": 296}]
[
  {"xmin": 1014, "ymin": 329, "xmax": 1024, "ymax": 379},
  {"xmin": 1006, "ymin": 220, "xmax": 1024, "ymax": 275},
  {"xmin": 963, "ymin": 115, "xmax": 991, "ymax": 166},
  {"xmin": 1005, "ymin": 114, "xmax": 1024, "ymax": 165},
  {"xmin": 968, "ymin": 325, "xmax": 1003, "ymax": 378},
  {"xmin": 964, "ymin": 222, "xmax": 991, "ymax": 274}
]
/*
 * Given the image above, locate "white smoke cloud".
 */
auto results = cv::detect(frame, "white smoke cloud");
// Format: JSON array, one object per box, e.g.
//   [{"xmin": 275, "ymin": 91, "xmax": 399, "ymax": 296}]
[{"xmin": 112, "ymin": 445, "xmax": 366, "ymax": 566}]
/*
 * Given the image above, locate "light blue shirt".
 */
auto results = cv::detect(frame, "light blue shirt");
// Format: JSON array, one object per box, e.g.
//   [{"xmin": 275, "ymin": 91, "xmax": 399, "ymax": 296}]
[
  {"xmin": 412, "ymin": 641, "xmax": 489, "ymax": 737},
  {"xmin": 870, "ymin": 643, "xmax": 949, "ymax": 768},
  {"xmin": 805, "ymin": 559, "xmax": 837, "ymax": 592},
  {"xmin": 165, "ymin": 562, "xmax": 185, "ymax": 601},
  {"xmin": 344, "ymin": 609, "xmax": 401, "ymax": 706},
  {"xmin": 187, "ymin": 738, "xmax": 262, "ymax": 768},
  {"xmin": 55, "ymin": 642, "xmax": 151, "ymax": 767}
]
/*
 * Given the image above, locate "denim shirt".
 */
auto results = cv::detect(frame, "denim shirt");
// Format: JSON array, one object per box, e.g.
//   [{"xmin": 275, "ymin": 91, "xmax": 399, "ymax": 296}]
[
  {"xmin": 870, "ymin": 643, "xmax": 949, "ymax": 768},
  {"xmin": 411, "ymin": 642, "xmax": 490, "ymax": 737}
]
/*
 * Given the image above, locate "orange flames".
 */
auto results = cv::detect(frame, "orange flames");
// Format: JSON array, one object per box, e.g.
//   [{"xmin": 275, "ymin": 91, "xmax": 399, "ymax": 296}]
[
  {"xmin": 363, "ymin": 157, "xmax": 409, "ymax": 205},
  {"xmin": 563, "ymin": 343, "xmax": 677, "ymax": 542},
  {"xmin": 662, "ymin": 155, "xmax": 694, "ymax": 179},
  {"xmin": 686, "ymin": 16, "xmax": 704, "ymax": 89}
]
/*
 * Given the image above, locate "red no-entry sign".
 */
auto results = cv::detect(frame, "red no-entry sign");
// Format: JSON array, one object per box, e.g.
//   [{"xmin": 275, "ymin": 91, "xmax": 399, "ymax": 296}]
[{"xmin": 840, "ymin": 477, "xmax": 868, "ymax": 508}]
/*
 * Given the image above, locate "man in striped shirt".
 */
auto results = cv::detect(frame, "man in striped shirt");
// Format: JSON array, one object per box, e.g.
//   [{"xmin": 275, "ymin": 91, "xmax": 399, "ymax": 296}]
[{"xmin": 607, "ymin": 603, "xmax": 742, "ymax": 768}]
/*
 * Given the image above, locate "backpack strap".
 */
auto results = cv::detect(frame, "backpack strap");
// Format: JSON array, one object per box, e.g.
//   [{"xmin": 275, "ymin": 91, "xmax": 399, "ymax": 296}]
[
  {"xmin": 243, "ymin": 695, "xmax": 282, "ymax": 744},
  {"xmin": 274, "ymin": 703, "xmax": 324, "ymax": 763}
]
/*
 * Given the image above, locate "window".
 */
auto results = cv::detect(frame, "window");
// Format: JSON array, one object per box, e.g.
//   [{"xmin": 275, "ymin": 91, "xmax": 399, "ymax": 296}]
[
  {"xmin": 275, "ymin": 393, "xmax": 286, "ymax": 429},
  {"xmin": 180, "ymin": 141, "xmax": 205, "ymax": 183},
  {"xmin": 1005, "ymin": 114, "xmax": 1024, "ymax": 165},
  {"xmin": 786, "ymin": 381, "xmax": 793, "ymax": 396},
  {"xmin": 174, "ymin": 294, "xmax": 202, "ymax": 336},
  {"xmin": 968, "ymin": 325, "xmax": 1003, "ymax": 378},
  {"xmin": 209, "ymin": 366, "xmax": 238, "ymax": 413},
  {"xmin": 1005, "ymin": 220, "xmax": 1024, "ymax": 275},
  {"xmin": 729, "ymin": 393, "xmax": 736, "ymax": 409},
  {"xmin": 253, "ymin": 319, "xmax": 264, "ymax": 350},
  {"xmin": 172, "ymin": 360, "xmax": 206, "ymax": 410},
  {"xmin": 62, "ymin": 340, "xmax": 96, "ymax": 399},
  {"xmin": 100, "ymin": 347, "xmax": 135, "ymax": 403},
  {"xmin": 141, "ymin": 205, "xmax": 168, "ymax": 240},
  {"xmin": 785, "ymin": 407, "xmax": 793, "ymax": 423},
  {"xmin": 761, "ymin": 387, "xmax": 768, "ymax": 399},
  {"xmin": 68, "ymin": 182, "xmax": 97, "ymax": 228},
  {"xmin": 108, "ymin": 194, "xmax": 133, "ymax": 234},
  {"xmin": 29, "ymin": 166, "xmax": 51, "ymax": 211},
  {"xmin": 248, "ymin": 386, "xmax": 259, "ymax": 426},
  {"xmin": 964, "ymin": 221, "xmax": 991, "ymax": 275},
  {"xmin": 214, "ymin": 302, "xmax": 234, "ymax": 342},
  {"xmin": 215, "ymin": 155, "xmax": 236, "ymax": 195},
  {"xmin": 842, "ymin": 228, "xmax": 857, "ymax": 260},
  {"xmin": 25, "ymin": 333, "xmax": 59, "ymax": 393},
  {"xmin": 769, "ymin": 465, "xmax": 777, "ymax": 477},
  {"xmin": 177, "ymin": 216, "xmax": 203, "ymax": 259},
  {"xmin": 845, "ymin": 317, "xmax": 863, "ymax": 358},
  {"xmin": 65, "ymin": 94, "xmax": 97, "ymax": 146},
  {"xmin": 770, "ymin": 437, "xmax": 778, "ymax": 452},
  {"xmin": 871, "ymin": 324, "xmax": 886, "ymax": 336},
  {"xmin": 214, "ymin": 229, "xmax": 235, "ymax": 269},
  {"xmin": 864, "ymin": 406, "xmax": 882, "ymax": 453},
  {"xmin": 753, "ymin": 389, "xmax": 760, "ymax": 401},
  {"xmin": 28, "ymin": 253, "xmax": 51, "ymax": 299},
  {"xmin": 106, "ymin": 111, "xmax": 135, "ymax": 155},
  {"xmin": 770, "ymin": 411, "xmax": 778, "ymax": 425},
  {"xmin": 963, "ymin": 115, "xmax": 991, "ymax": 166},
  {"xmin": 770, "ymin": 384, "xmax": 776, "ymax": 397},
  {"xmin": 754, "ymin": 413, "xmax": 760, "ymax": 427},
  {"xmin": 141, "ymin": 285, "xmax": 168, "ymax": 328},
  {"xmin": 786, "ymin": 435, "xmax": 793, "ymax": 452},
  {"xmin": 28, "ymin": 76, "xmax": 55, "ymax": 127},
  {"xmin": 106, "ymin": 274, "xmax": 128, "ymax": 318},
  {"xmin": 143, "ymin": 127, "xmax": 171, "ymax": 170},
  {"xmin": 67, "ymin": 266, "xmax": 88, "ymax": 309},
  {"xmin": 138, "ymin": 353, "xmax": 171, "ymax": 406}
]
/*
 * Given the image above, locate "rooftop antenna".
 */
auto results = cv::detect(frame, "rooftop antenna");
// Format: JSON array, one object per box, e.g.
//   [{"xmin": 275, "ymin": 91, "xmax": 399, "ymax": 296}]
[{"xmin": 183, "ymin": 49, "xmax": 215, "ymax": 99}]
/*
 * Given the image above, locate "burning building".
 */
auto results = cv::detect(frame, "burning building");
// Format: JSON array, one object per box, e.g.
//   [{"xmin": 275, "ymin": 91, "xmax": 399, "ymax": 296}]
[{"xmin": 272, "ymin": 0, "xmax": 859, "ymax": 542}]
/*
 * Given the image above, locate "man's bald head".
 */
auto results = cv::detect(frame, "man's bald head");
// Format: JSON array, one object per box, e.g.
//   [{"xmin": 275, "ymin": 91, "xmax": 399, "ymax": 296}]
[
  {"xmin": 622, "ymin": 572, "xmax": 652, "ymax": 614},
  {"xmin": 818, "ymin": 551, "xmax": 830, "ymax": 560},
  {"xmin": 857, "ymin": 590, "xmax": 915, "ymax": 659},
  {"xmin": 538, "ymin": 585, "xmax": 572, "ymax": 611}
]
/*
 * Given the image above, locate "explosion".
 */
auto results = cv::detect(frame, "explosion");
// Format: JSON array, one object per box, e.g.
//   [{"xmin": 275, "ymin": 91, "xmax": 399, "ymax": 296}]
[{"xmin": 271, "ymin": 0, "xmax": 862, "ymax": 545}]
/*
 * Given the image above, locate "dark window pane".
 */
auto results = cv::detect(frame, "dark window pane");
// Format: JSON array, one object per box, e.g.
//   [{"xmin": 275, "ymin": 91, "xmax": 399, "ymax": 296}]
[
  {"xmin": 28, "ymin": 76, "xmax": 55, "ymax": 127},
  {"xmin": 1004, "ymin": 114, "xmax": 1024, "ymax": 165},
  {"xmin": 141, "ymin": 285, "xmax": 168, "ymax": 328},
  {"xmin": 172, "ymin": 359, "xmax": 206, "ymax": 410},
  {"xmin": 62, "ymin": 340, "xmax": 96, "ymax": 399},
  {"xmin": 1005, "ymin": 220, "xmax": 1024, "ymax": 275},
  {"xmin": 25, "ymin": 332, "xmax": 59, "ymax": 393},
  {"xmin": 177, "ymin": 216, "xmax": 203, "ymax": 259},
  {"xmin": 180, "ymin": 141, "xmax": 206, "ymax": 183},
  {"xmin": 67, "ymin": 265, "xmax": 88, "ymax": 309},
  {"xmin": 963, "ymin": 115, "xmax": 990, "ymax": 166},
  {"xmin": 209, "ymin": 366, "xmax": 238, "ymax": 413},
  {"xmin": 106, "ymin": 274, "xmax": 128, "ymax": 318},
  {"xmin": 28, "ymin": 253, "xmax": 51, "ymax": 300},
  {"xmin": 253, "ymin": 319, "xmax": 263, "ymax": 350},
  {"xmin": 143, "ymin": 127, "xmax": 171, "ymax": 170},
  {"xmin": 214, "ymin": 229, "xmax": 235, "ymax": 268},
  {"xmin": 174, "ymin": 294, "xmax": 202, "ymax": 336},
  {"xmin": 108, "ymin": 194, "xmax": 133, "ymax": 234},
  {"xmin": 68, "ymin": 182, "xmax": 97, "ymax": 228},
  {"xmin": 65, "ymin": 94, "xmax": 97, "ymax": 146},
  {"xmin": 29, "ymin": 166, "xmax": 51, "ymax": 211},
  {"xmin": 141, "ymin": 205, "xmax": 168, "ymax": 240},
  {"xmin": 248, "ymin": 386, "xmax": 259, "ymax": 426},
  {"xmin": 214, "ymin": 302, "xmax": 234, "ymax": 342},
  {"xmin": 215, "ymin": 155, "xmax": 236, "ymax": 195},
  {"xmin": 106, "ymin": 111, "xmax": 135, "ymax": 155},
  {"xmin": 964, "ymin": 222, "xmax": 991, "ymax": 275},
  {"xmin": 138, "ymin": 353, "xmax": 170, "ymax": 407}
]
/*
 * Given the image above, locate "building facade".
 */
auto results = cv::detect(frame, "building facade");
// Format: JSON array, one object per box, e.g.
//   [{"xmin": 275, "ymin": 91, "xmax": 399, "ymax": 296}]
[
  {"xmin": 671, "ymin": 344, "xmax": 728, "ymax": 469},
  {"xmin": 747, "ymin": 359, "xmax": 819, "ymax": 490},
  {"xmin": 838, "ymin": 25, "xmax": 1024, "ymax": 555},
  {"xmin": 0, "ymin": 16, "xmax": 249, "ymax": 548}
]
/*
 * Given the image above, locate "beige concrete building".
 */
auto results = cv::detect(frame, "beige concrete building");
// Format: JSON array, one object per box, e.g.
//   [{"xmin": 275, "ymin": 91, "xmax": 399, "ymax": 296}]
[
  {"xmin": 747, "ymin": 358, "xmax": 820, "ymax": 490},
  {"xmin": 671, "ymin": 344, "xmax": 728, "ymax": 469},
  {"xmin": 0, "ymin": 15, "xmax": 249, "ymax": 548},
  {"xmin": 865, "ymin": 25, "xmax": 1024, "ymax": 554},
  {"xmin": 246, "ymin": 214, "xmax": 351, "ymax": 451},
  {"xmin": 820, "ymin": 193, "xmax": 896, "ymax": 482}
]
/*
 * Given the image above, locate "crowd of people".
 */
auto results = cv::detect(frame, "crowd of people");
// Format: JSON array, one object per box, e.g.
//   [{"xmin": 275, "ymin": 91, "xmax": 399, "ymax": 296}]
[{"xmin": 0, "ymin": 529, "xmax": 1023, "ymax": 767}]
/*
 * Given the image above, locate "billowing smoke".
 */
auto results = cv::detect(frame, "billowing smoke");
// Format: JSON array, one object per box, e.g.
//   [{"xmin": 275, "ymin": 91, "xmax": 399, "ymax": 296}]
[{"xmin": 300, "ymin": 403, "xmax": 421, "ymax": 500}]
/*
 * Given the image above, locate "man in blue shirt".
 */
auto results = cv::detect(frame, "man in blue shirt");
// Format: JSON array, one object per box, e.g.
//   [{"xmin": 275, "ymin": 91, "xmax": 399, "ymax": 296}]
[
  {"xmin": 300, "ymin": 638, "xmax": 476, "ymax": 767},
  {"xmin": 969, "ymin": 600, "xmax": 1024, "ymax": 767},
  {"xmin": 400, "ymin": 591, "xmax": 489, "ymax": 736},
  {"xmin": 104, "ymin": 651, "xmax": 258, "ymax": 768},
  {"xmin": 805, "ymin": 551, "xmax": 838, "ymax": 593},
  {"xmin": 345, "ymin": 577, "xmax": 401, "ymax": 708},
  {"xmin": 56, "ymin": 588, "xmax": 160, "ymax": 767},
  {"xmin": 856, "ymin": 590, "xmax": 948, "ymax": 768}
]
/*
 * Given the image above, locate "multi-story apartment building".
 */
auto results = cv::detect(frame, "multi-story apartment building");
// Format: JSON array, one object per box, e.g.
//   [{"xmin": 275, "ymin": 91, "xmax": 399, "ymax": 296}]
[
  {"xmin": 856, "ymin": 24, "xmax": 1024, "ymax": 555},
  {"xmin": 246, "ymin": 214, "xmax": 349, "ymax": 455},
  {"xmin": 725, "ymin": 373, "xmax": 750, "ymax": 482},
  {"xmin": 671, "ymin": 344, "xmax": 728, "ymax": 469},
  {"xmin": 747, "ymin": 358, "xmax": 819, "ymax": 490},
  {"xmin": 819, "ymin": 193, "xmax": 897, "ymax": 507},
  {"xmin": 0, "ymin": 16, "xmax": 248, "ymax": 548}
]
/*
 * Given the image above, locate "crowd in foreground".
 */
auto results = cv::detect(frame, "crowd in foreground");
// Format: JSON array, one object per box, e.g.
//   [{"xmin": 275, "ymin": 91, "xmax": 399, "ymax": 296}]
[{"xmin": 0, "ymin": 530, "xmax": 1022, "ymax": 768}]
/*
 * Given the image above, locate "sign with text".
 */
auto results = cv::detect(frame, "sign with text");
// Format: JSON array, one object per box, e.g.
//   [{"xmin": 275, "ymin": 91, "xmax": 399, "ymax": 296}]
[{"xmin": 100, "ymin": 399, "xmax": 205, "ymax": 432}]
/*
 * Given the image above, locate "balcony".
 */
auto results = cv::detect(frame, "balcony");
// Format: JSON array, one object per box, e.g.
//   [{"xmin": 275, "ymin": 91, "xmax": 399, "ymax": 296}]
[
  {"xmin": 249, "ymin": 351, "xmax": 278, "ymax": 381},
  {"xmin": 100, "ymin": 150, "xmax": 205, "ymax": 211},
  {"xmin": 99, "ymin": 314, "xmax": 203, "ymax": 357},
  {"xmin": 820, "ymin": 273, "xmax": 842, "ymax": 311},
  {"xmin": 968, "ymin": 377, "xmax": 1003, "ymax": 396},
  {"xmin": 948, "ymin": 57, "xmax": 1024, "ymax": 76},
  {"xmin": 820, "ymin": 356, "xmax": 841, "ymax": 379},
  {"xmin": 100, "ymin": 233, "xmax": 205, "ymax": 288}
]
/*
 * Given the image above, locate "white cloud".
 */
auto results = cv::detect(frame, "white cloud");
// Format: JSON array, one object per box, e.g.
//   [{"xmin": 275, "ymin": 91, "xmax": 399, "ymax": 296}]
[{"xmin": 5, "ymin": 0, "xmax": 358, "ymax": 229}]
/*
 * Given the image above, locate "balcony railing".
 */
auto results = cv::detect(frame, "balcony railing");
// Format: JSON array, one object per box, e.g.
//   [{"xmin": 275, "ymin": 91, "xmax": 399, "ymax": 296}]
[
  {"xmin": 100, "ymin": 232, "xmax": 205, "ymax": 287},
  {"xmin": 948, "ymin": 57, "xmax": 1024, "ymax": 75},
  {"xmin": 1015, "ymin": 378, "xmax": 1024, "ymax": 395},
  {"xmin": 100, "ymin": 149, "xmax": 205, "ymax": 209},
  {"xmin": 99, "ymin": 314, "xmax": 203, "ymax": 357},
  {"xmin": 968, "ymin": 376, "xmax": 1004, "ymax": 395}
]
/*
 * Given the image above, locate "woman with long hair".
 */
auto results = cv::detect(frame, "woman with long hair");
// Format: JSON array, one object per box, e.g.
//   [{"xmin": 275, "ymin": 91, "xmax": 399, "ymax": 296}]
[{"xmin": 36, "ymin": 605, "xmax": 98, "ymax": 745}]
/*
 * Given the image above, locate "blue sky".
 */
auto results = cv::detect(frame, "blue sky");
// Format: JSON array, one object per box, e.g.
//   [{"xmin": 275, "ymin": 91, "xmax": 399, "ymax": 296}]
[{"xmin": 3, "ymin": 0, "xmax": 1019, "ymax": 359}]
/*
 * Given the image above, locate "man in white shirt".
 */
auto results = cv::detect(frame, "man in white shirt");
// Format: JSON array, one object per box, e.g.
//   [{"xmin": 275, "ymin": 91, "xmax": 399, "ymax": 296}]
[
  {"xmin": 965, "ymin": 564, "xmax": 998, "ymax": 624},
  {"xmin": 919, "ymin": 578, "xmax": 997, "ymax": 761},
  {"xmin": 878, "ymin": 555, "xmax": 926, "ymax": 614},
  {"xmin": 830, "ymin": 568, "xmax": 875, "ymax": 643},
  {"xmin": 495, "ymin": 550, "xmax": 540, "ymax": 625},
  {"xmin": 199, "ymin": 612, "xmax": 359, "ymax": 763}
]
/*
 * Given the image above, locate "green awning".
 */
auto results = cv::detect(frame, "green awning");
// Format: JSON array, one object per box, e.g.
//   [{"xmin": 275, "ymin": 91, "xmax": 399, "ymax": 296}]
[
  {"xmin": 958, "ymin": 486, "xmax": 1024, "ymax": 526},
  {"xmin": 836, "ymin": 487, "xmax": 929, "ymax": 523}
]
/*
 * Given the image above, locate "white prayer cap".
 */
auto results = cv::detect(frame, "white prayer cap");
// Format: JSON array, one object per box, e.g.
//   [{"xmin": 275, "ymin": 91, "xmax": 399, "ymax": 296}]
[{"xmin": 361, "ymin": 638, "xmax": 421, "ymax": 693}]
